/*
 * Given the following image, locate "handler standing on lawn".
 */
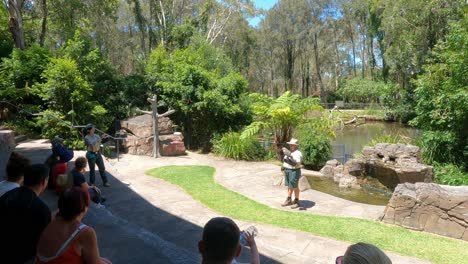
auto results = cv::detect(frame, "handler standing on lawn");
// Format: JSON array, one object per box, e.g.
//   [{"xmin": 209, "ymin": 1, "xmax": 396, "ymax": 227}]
[{"xmin": 281, "ymin": 138, "xmax": 303, "ymax": 209}]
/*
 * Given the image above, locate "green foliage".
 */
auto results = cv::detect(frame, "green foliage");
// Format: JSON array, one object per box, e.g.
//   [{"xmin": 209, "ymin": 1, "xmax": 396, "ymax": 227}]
[
  {"xmin": 36, "ymin": 58, "xmax": 93, "ymax": 123},
  {"xmin": 415, "ymin": 131, "xmax": 459, "ymax": 165},
  {"xmin": 338, "ymin": 77, "xmax": 388, "ymax": 103},
  {"xmin": 433, "ymin": 163, "xmax": 468, "ymax": 186},
  {"xmin": 145, "ymin": 39, "xmax": 251, "ymax": 150},
  {"xmin": 0, "ymin": 6, "xmax": 13, "ymax": 59},
  {"xmin": 381, "ymin": 83, "xmax": 416, "ymax": 123},
  {"xmin": 296, "ymin": 128, "xmax": 332, "ymax": 170},
  {"xmin": 367, "ymin": 133, "xmax": 412, "ymax": 147},
  {"xmin": 0, "ymin": 45, "xmax": 51, "ymax": 103},
  {"xmin": 411, "ymin": 12, "xmax": 468, "ymax": 168},
  {"xmin": 241, "ymin": 91, "xmax": 325, "ymax": 146},
  {"xmin": 212, "ymin": 132, "xmax": 266, "ymax": 161},
  {"xmin": 35, "ymin": 110, "xmax": 83, "ymax": 149}
]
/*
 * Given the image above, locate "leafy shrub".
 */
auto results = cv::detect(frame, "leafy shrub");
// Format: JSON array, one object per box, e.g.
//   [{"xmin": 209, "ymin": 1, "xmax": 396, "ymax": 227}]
[
  {"xmin": 212, "ymin": 132, "xmax": 266, "ymax": 161},
  {"xmin": 295, "ymin": 125, "xmax": 332, "ymax": 170},
  {"xmin": 433, "ymin": 163, "xmax": 468, "ymax": 186},
  {"xmin": 338, "ymin": 77, "xmax": 388, "ymax": 103},
  {"xmin": 36, "ymin": 110, "xmax": 84, "ymax": 149},
  {"xmin": 415, "ymin": 131, "xmax": 458, "ymax": 165}
]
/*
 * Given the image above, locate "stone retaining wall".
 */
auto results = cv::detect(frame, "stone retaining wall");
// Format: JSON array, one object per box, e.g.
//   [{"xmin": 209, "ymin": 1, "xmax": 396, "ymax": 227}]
[{"xmin": 382, "ymin": 183, "xmax": 468, "ymax": 241}]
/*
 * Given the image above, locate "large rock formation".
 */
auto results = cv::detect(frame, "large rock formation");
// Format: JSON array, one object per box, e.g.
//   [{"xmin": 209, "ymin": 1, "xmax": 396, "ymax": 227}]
[
  {"xmin": 120, "ymin": 115, "xmax": 186, "ymax": 156},
  {"xmin": 159, "ymin": 133, "xmax": 186, "ymax": 156},
  {"xmin": 382, "ymin": 183, "xmax": 468, "ymax": 241},
  {"xmin": 320, "ymin": 144, "xmax": 433, "ymax": 190},
  {"xmin": 0, "ymin": 130, "xmax": 16, "ymax": 179}
]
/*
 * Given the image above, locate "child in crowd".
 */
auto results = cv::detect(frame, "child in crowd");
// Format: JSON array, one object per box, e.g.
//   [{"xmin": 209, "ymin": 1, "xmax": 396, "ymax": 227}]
[{"xmin": 71, "ymin": 157, "xmax": 106, "ymax": 204}]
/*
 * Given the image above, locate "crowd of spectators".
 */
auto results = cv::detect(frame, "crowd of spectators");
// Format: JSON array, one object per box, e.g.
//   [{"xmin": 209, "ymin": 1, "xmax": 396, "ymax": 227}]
[{"xmin": 0, "ymin": 146, "xmax": 392, "ymax": 264}]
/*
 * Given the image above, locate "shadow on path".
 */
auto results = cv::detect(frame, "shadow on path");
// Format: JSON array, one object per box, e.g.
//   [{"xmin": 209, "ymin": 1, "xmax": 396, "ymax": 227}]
[{"xmin": 15, "ymin": 141, "xmax": 279, "ymax": 264}]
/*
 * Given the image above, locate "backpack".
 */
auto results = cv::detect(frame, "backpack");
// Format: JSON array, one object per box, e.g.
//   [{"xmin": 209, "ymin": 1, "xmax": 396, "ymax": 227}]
[{"xmin": 56, "ymin": 171, "xmax": 73, "ymax": 189}]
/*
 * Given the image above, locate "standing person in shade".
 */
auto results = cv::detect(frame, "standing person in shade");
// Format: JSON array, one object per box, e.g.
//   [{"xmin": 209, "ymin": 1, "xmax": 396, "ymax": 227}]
[
  {"xmin": 84, "ymin": 124, "xmax": 110, "ymax": 187},
  {"xmin": 281, "ymin": 138, "xmax": 303, "ymax": 209},
  {"xmin": 0, "ymin": 164, "xmax": 52, "ymax": 264}
]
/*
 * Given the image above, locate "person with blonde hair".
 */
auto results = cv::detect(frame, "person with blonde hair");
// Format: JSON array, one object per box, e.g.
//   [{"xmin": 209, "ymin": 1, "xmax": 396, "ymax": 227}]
[{"xmin": 336, "ymin": 242, "xmax": 392, "ymax": 264}]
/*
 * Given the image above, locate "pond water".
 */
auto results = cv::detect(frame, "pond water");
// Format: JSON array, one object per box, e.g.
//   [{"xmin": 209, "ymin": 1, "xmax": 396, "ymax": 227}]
[
  {"xmin": 313, "ymin": 121, "xmax": 420, "ymax": 205},
  {"xmin": 306, "ymin": 176, "xmax": 391, "ymax": 206},
  {"xmin": 332, "ymin": 121, "xmax": 421, "ymax": 162}
]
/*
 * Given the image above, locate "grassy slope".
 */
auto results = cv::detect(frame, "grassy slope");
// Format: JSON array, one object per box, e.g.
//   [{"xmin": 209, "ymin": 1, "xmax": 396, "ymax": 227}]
[{"xmin": 146, "ymin": 165, "xmax": 468, "ymax": 264}]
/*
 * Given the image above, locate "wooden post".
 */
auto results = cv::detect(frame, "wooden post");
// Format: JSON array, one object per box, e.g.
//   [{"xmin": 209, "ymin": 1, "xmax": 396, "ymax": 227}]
[{"xmin": 137, "ymin": 94, "xmax": 175, "ymax": 158}]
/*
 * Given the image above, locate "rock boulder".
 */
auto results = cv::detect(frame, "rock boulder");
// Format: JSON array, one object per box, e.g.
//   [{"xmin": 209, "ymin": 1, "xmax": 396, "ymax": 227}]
[
  {"xmin": 382, "ymin": 183, "xmax": 468, "ymax": 241},
  {"xmin": 159, "ymin": 134, "xmax": 186, "ymax": 156},
  {"xmin": 120, "ymin": 115, "xmax": 186, "ymax": 156}
]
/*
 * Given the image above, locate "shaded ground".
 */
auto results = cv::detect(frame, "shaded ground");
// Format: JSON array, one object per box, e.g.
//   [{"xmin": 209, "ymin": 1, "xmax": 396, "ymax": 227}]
[{"xmin": 14, "ymin": 139, "xmax": 430, "ymax": 264}]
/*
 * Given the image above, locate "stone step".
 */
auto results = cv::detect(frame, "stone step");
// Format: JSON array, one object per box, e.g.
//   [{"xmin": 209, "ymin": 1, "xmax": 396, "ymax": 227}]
[
  {"xmin": 39, "ymin": 190, "xmax": 199, "ymax": 264},
  {"xmin": 85, "ymin": 204, "xmax": 200, "ymax": 264},
  {"xmin": 14, "ymin": 134, "xmax": 27, "ymax": 144}
]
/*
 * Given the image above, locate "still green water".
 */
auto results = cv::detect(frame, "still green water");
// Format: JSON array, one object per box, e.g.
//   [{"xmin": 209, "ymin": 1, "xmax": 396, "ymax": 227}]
[
  {"xmin": 306, "ymin": 176, "xmax": 391, "ymax": 206},
  {"xmin": 333, "ymin": 121, "xmax": 420, "ymax": 159},
  {"xmin": 313, "ymin": 122, "xmax": 420, "ymax": 205}
]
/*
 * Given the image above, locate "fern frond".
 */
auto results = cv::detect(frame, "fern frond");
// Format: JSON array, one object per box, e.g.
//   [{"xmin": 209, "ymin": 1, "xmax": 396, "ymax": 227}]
[{"xmin": 240, "ymin": 121, "xmax": 266, "ymax": 139}]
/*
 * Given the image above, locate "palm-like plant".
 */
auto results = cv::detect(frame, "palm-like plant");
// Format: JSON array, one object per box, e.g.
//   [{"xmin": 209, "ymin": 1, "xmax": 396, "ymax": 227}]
[{"xmin": 241, "ymin": 91, "xmax": 323, "ymax": 145}]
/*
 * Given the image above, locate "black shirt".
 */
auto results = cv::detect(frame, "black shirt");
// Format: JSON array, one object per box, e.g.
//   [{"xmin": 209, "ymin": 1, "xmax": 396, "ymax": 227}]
[
  {"xmin": 0, "ymin": 186, "xmax": 52, "ymax": 264},
  {"xmin": 72, "ymin": 170, "xmax": 86, "ymax": 187}
]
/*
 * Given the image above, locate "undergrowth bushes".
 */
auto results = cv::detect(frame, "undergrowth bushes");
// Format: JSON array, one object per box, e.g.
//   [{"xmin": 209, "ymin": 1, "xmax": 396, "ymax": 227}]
[
  {"xmin": 212, "ymin": 132, "xmax": 267, "ymax": 161},
  {"xmin": 433, "ymin": 163, "xmax": 468, "ymax": 186}
]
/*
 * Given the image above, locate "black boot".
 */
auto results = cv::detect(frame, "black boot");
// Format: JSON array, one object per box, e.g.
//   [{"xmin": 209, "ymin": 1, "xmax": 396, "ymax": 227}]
[
  {"xmin": 291, "ymin": 199, "xmax": 300, "ymax": 209},
  {"xmin": 281, "ymin": 197, "xmax": 292, "ymax": 207}
]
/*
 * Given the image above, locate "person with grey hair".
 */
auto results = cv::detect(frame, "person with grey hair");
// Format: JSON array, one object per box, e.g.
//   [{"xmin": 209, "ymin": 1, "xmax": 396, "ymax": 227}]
[
  {"xmin": 84, "ymin": 123, "xmax": 110, "ymax": 187},
  {"xmin": 336, "ymin": 242, "xmax": 392, "ymax": 264}
]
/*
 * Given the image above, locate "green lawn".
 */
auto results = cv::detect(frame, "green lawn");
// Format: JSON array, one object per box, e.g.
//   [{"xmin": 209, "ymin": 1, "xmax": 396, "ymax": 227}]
[{"xmin": 146, "ymin": 165, "xmax": 468, "ymax": 264}]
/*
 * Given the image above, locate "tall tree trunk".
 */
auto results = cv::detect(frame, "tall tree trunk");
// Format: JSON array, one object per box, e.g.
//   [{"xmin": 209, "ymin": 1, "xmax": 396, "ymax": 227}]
[
  {"xmin": 333, "ymin": 24, "xmax": 341, "ymax": 90},
  {"xmin": 313, "ymin": 32, "xmax": 326, "ymax": 103},
  {"xmin": 6, "ymin": 0, "xmax": 25, "ymax": 49},
  {"xmin": 39, "ymin": 0, "xmax": 47, "ymax": 47},
  {"xmin": 361, "ymin": 31, "xmax": 366, "ymax": 78},
  {"xmin": 347, "ymin": 20, "xmax": 356, "ymax": 77}
]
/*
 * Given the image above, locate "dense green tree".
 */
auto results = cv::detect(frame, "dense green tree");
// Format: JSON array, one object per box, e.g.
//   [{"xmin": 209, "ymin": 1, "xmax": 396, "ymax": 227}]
[
  {"xmin": 146, "ymin": 38, "xmax": 251, "ymax": 150},
  {"xmin": 0, "ymin": 45, "xmax": 51, "ymax": 104},
  {"xmin": 411, "ymin": 11, "xmax": 468, "ymax": 168}
]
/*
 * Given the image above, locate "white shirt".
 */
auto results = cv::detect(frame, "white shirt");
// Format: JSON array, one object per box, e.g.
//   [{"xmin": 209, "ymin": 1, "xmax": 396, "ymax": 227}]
[
  {"xmin": 0, "ymin": 180, "xmax": 20, "ymax": 197},
  {"xmin": 282, "ymin": 149, "xmax": 302, "ymax": 169}
]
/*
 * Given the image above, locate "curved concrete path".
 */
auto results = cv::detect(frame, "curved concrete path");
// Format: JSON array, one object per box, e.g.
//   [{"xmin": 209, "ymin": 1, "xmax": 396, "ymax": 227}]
[{"xmin": 14, "ymin": 140, "xmax": 431, "ymax": 264}]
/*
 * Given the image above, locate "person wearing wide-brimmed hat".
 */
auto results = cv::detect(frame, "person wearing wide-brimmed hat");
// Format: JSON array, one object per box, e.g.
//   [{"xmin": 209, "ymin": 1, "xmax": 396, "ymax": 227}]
[
  {"xmin": 281, "ymin": 138, "xmax": 303, "ymax": 209},
  {"xmin": 84, "ymin": 123, "xmax": 110, "ymax": 187}
]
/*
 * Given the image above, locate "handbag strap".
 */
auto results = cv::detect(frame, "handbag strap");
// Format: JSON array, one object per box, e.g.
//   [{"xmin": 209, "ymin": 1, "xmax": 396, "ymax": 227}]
[{"xmin": 36, "ymin": 223, "xmax": 87, "ymax": 262}]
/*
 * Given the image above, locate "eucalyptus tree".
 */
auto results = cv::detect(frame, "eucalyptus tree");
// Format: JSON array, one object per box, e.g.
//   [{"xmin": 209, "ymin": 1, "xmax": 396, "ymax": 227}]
[{"xmin": 2, "ymin": 0, "xmax": 26, "ymax": 49}]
